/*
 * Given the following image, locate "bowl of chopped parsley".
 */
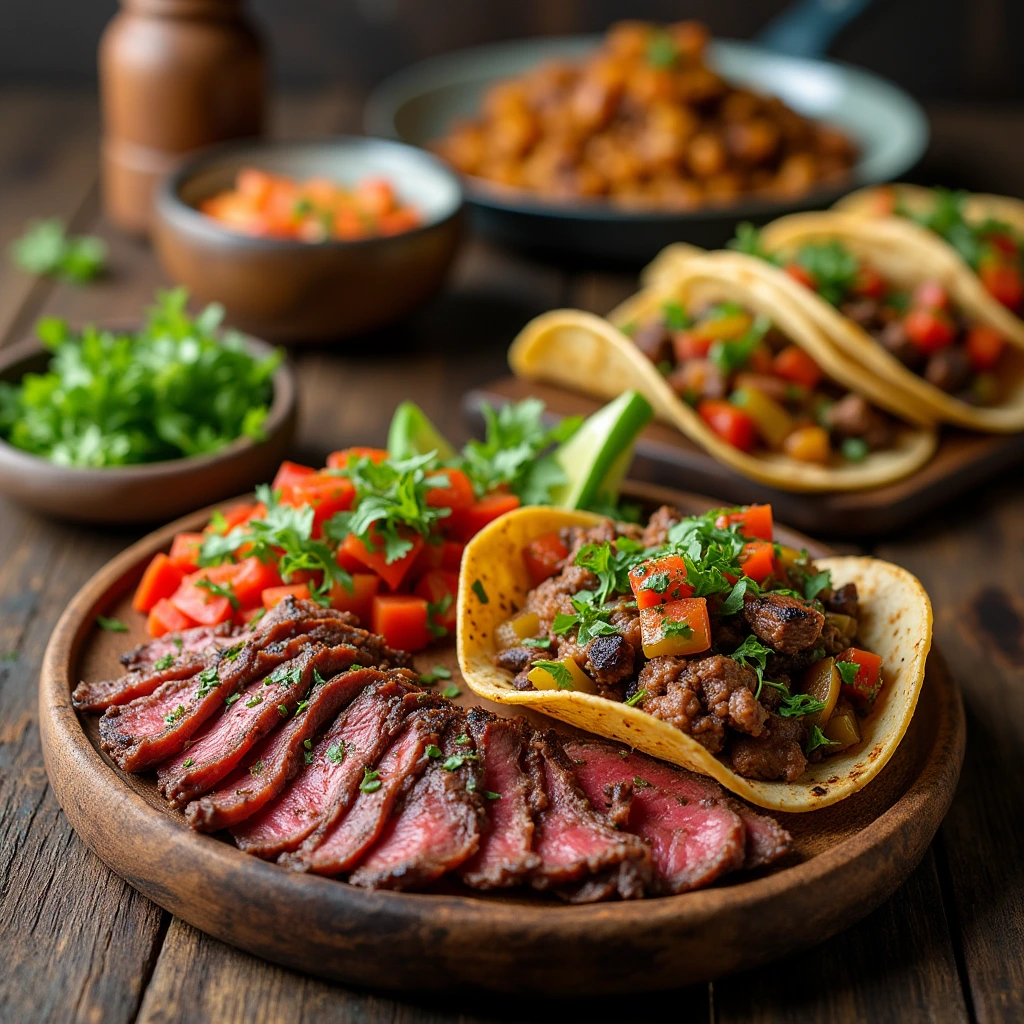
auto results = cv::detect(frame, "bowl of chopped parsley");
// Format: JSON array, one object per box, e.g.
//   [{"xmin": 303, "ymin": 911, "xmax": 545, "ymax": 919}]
[{"xmin": 0, "ymin": 288, "xmax": 297, "ymax": 523}]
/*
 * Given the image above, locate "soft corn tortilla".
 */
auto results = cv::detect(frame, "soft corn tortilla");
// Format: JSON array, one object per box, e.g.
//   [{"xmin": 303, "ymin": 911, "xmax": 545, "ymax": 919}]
[
  {"xmin": 509, "ymin": 256, "xmax": 937, "ymax": 493},
  {"xmin": 457, "ymin": 506, "xmax": 933, "ymax": 813},
  {"xmin": 687, "ymin": 212, "xmax": 1024, "ymax": 432}
]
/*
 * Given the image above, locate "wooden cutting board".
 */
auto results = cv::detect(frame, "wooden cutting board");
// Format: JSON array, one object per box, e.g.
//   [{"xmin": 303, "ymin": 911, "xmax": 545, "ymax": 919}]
[
  {"xmin": 466, "ymin": 378, "xmax": 1024, "ymax": 537},
  {"xmin": 39, "ymin": 482, "xmax": 965, "ymax": 995}
]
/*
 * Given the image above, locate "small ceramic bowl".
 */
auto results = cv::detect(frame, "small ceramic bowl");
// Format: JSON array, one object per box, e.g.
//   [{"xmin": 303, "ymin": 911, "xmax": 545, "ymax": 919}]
[
  {"xmin": 0, "ymin": 332, "xmax": 297, "ymax": 524},
  {"xmin": 153, "ymin": 136, "xmax": 465, "ymax": 343}
]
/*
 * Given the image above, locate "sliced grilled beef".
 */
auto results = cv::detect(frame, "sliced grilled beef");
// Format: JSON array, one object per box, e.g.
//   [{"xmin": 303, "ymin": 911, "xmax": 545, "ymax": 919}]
[
  {"xmin": 74, "ymin": 652, "xmax": 212, "ymax": 713},
  {"xmin": 564, "ymin": 739, "xmax": 749, "ymax": 893},
  {"xmin": 157, "ymin": 644, "xmax": 367, "ymax": 808},
  {"xmin": 185, "ymin": 666, "xmax": 387, "ymax": 833},
  {"xmin": 459, "ymin": 710, "xmax": 543, "ymax": 889},
  {"xmin": 284, "ymin": 704, "xmax": 446, "ymax": 876},
  {"xmin": 231, "ymin": 672, "xmax": 419, "ymax": 858},
  {"xmin": 824, "ymin": 582, "xmax": 860, "ymax": 619},
  {"xmin": 529, "ymin": 731, "xmax": 651, "ymax": 900},
  {"xmin": 349, "ymin": 709, "xmax": 485, "ymax": 890},
  {"xmin": 742, "ymin": 592, "xmax": 824, "ymax": 654},
  {"xmin": 720, "ymin": 798, "xmax": 793, "ymax": 869},
  {"xmin": 118, "ymin": 622, "xmax": 238, "ymax": 670}
]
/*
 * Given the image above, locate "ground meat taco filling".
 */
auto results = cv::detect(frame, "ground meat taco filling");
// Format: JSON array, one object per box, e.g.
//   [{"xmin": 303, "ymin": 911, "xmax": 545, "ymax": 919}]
[
  {"xmin": 492, "ymin": 504, "xmax": 882, "ymax": 783},
  {"xmin": 622, "ymin": 299, "xmax": 897, "ymax": 464},
  {"xmin": 731, "ymin": 225, "xmax": 1013, "ymax": 406}
]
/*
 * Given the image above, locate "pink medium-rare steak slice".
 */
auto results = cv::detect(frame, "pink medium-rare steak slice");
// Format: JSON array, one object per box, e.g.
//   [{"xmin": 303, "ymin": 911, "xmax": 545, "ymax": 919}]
[
  {"xmin": 118, "ymin": 622, "xmax": 238, "ymax": 670},
  {"xmin": 563, "ymin": 739, "xmax": 752, "ymax": 893},
  {"xmin": 349, "ymin": 709, "xmax": 486, "ymax": 890},
  {"xmin": 720, "ymin": 797, "xmax": 792, "ymax": 870},
  {"xmin": 73, "ymin": 652, "xmax": 212, "ymax": 713},
  {"xmin": 458, "ymin": 709, "xmax": 542, "ymax": 889},
  {"xmin": 283, "ymin": 705, "xmax": 445, "ymax": 876},
  {"xmin": 185, "ymin": 666, "xmax": 390, "ymax": 832},
  {"xmin": 230, "ymin": 673, "xmax": 420, "ymax": 858},
  {"xmin": 156, "ymin": 644, "xmax": 367, "ymax": 807},
  {"xmin": 530, "ymin": 731, "xmax": 651, "ymax": 899},
  {"xmin": 99, "ymin": 621, "xmax": 360, "ymax": 772}
]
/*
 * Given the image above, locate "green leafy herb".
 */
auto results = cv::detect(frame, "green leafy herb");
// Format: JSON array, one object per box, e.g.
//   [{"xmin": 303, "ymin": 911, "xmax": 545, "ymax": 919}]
[
  {"xmin": 521, "ymin": 636, "xmax": 551, "ymax": 649},
  {"xmin": 164, "ymin": 705, "xmax": 185, "ymax": 725},
  {"xmin": 426, "ymin": 593, "xmax": 452, "ymax": 638},
  {"xmin": 294, "ymin": 699, "xmax": 310, "ymax": 716},
  {"xmin": 9, "ymin": 218, "xmax": 107, "ymax": 283},
  {"xmin": 249, "ymin": 759, "xmax": 264, "ymax": 776},
  {"xmin": 646, "ymin": 30, "xmax": 677, "ymax": 68},
  {"xmin": 419, "ymin": 665, "xmax": 451, "ymax": 686},
  {"xmin": 442, "ymin": 752, "xmax": 479, "ymax": 772},
  {"xmin": 224, "ymin": 692, "xmax": 241, "ymax": 707},
  {"xmin": 196, "ymin": 667, "xmax": 219, "ymax": 698},
  {"xmin": 425, "ymin": 744, "xmax": 443, "ymax": 759},
  {"xmin": 327, "ymin": 742, "xmax": 346, "ymax": 764},
  {"xmin": 638, "ymin": 572, "xmax": 671, "ymax": 595},
  {"xmin": 708, "ymin": 314, "xmax": 771, "ymax": 375},
  {"xmin": 803, "ymin": 569, "xmax": 832, "ymax": 603},
  {"xmin": 0, "ymin": 289, "xmax": 280, "ymax": 468},
  {"xmin": 267, "ymin": 664, "xmax": 302, "ymax": 688},
  {"xmin": 624, "ymin": 689, "xmax": 646, "ymax": 708},
  {"xmin": 778, "ymin": 693, "xmax": 828, "ymax": 719},
  {"xmin": 154, "ymin": 653, "xmax": 175, "ymax": 671},
  {"xmin": 805, "ymin": 725, "xmax": 839, "ymax": 756},
  {"xmin": 730, "ymin": 635, "xmax": 774, "ymax": 698},
  {"xmin": 222, "ymin": 643, "xmax": 244, "ymax": 662},
  {"xmin": 720, "ymin": 575, "xmax": 760, "ymax": 616},
  {"xmin": 96, "ymin": 615, "xmax": 128, "ymax": 633},
  {"xmin": 484, "ymin": 790, "xmax": 502, "ymax": 801},
  {"xmin": 727, "ymin": 222, "xmax": 776, "ymax": 262},
  {"xmin": 471, "ymin": 579, "xmax": 489, "ymax": 604},
  {"xmin": 661, "ymin": 618, "xmax": 694, "ymax": 640},
  {"xmin": 532, "ymin": 660, "xmax": 576, "ymax": 690},
  {"xmin": 441, "ymin": 683, "xmax": 462, "ymax": 699},
  {"xmin": 195, "ymin": 577, "xmax": 240, "ymax": 610},
  {"xmin": 456, "ymin": 733, "xmax": 471, "ymax": 745},
  {"xmin": 794, "ymin": 241, "xmax": 860, "ymax": 306},
  {"xmin": 182, "ymin": 757, "xmax": 194, "ymax": 768},
  {"xmin": 359, "ymin": 767, "xmax": 382, "ymax": 792},
  {"xmin": 173, "ymin": 636, "xmax": 184, "ymax": 651},
  {"xmin": 841, "ymin": 437, "xmax": 869, "ymax": 463},
  {"xmin": 244, "ymin": 694, "xmax": 263, "ymax": 708},
  {"xmin": 312, "ymin": 668, "xmax": 326, "ymax": 688},
  {"xmin": 633, "ymin": 776, "xmax": 652, "ymax": 789},
  {"xmin": 661, "ymin": 299, "xmax": 690, "ymax": 330},
  {"xmin": 836, "ymin": 659, "xmax": 860, "ymax": 686},
  {"xmin": 277, "ymin": 704, "xmax": 289, "ymax": 717}
]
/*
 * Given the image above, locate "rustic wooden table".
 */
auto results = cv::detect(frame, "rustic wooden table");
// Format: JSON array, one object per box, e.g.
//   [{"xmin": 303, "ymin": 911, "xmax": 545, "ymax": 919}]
[{"xmin": 0, "ymin": 88, "xmax": 1022, "ymax": 1024}]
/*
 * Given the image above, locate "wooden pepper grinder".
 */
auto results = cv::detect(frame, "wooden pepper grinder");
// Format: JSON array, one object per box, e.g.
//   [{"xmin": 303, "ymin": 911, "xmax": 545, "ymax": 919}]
[{"xmin": 100, "ymin": 0, "xmax": 266, "ymax": 235}]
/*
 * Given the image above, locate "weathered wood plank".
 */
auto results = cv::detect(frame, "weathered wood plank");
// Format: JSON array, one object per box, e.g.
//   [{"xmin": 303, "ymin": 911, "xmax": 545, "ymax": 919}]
[
  {"xmin": 875, "ymin": 479, "xmax": 1024, "ymax": 1022},
  {"xmin": 0, "ymin": 504, "xmax": 166, "ymax": 1024}
]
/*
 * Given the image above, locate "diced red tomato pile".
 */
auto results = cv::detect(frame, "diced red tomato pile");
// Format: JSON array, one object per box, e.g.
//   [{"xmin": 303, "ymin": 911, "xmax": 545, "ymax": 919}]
[{"xmin": 133, "ymin": 450, "xmax": 522, "ymax": 651}]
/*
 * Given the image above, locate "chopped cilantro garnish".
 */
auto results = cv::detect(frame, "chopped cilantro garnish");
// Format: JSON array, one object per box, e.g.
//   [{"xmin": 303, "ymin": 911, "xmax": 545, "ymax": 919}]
[
  {"xmin": 708, "ymin": 314, "xmax": 771, "ymax": 374},
  {"xmin": 359, "ymin": 767, "xmax": 382, "ymax": 792},
  {"xmin": 221, "ymin": 643, "xmax": 244, "ymax": 662},
  {"xmin": 442, "ymin": 752, "xmax": 479, "ymax": 771},
  {"xmin": 441, "ymin": 683, "xmax": 462, "ymax": 699},
  {"xmin": 624, "ymin": 689, "xmax": 646, "ymax": 708},
  {"xmin": 244, "ymin": 694, "xmax": 263, "ymax": 708},
  {"xmin": 425, "ymin": 744, "xmax": 443, "ymax": 759},
  {"xmin": 426, "ymin": 593, "xmax": 453, "ymax": 638},
  {"xmin": 224, "ymin": 692, "xmax": 241, "ymax": 707},
  {"xmin": 471, "ymin": 579, "xmax": 489, "ymax": 604},
  {"xmin": 633, "ymin": 776, "xmax": 652, "ymax": 789},
  {"xmin": 638, "ymin": 572, "xmax": 671, "ymax": 595},
  {"xmin": 277, "ymin": 704, "xmax": 288, "ymax": 717},
  {"xmin": 327, "ymin": 742, "xmax": 346, "ymax": 764},
  {"xmin": 836, "ymin": 659, "xmax": 860, "ymax": 686},
  {"xmin": 806, "ymin": 725, "xmax": 839, "ymax": 756},
  {"xmin": 521, "ymin": 637, "xmax": 551, "ymax": 649},
  {"xmin": 10, "ymin": 218, "xmax": 106, "ymax": 283},
  {"xmin": 96, "ymin": 616, "xmax": 128, "ymax": 633},
  {"xmin": 778, "ymin": 693, "xmax": 828, "ymax": 719},
  {"xmin": 195, "ymin": 578, "xmax": 240, "ymax": 610},
  {"xmin": 267, "ymin": 664, "xmax": 302, "ymax": 688},
  {"xmin": 456, "ymin": 733, "xmax": 471, "ymax": 745},
  {"xmin": 196, "ymin": 667, "xmax": 219, "ymax": 698},
  {"xmin": 249, "ymin": 759, "xmax": 264, "ymax": 776},
  {"xmin": 730, "ymin": 635, "xmax": 774, "ymax": 698},
  {"xmin": 418, "ymin": 665, "xmax": 452, "ymax": 686},
  {"xmin": 531, "ymin": 660, "xmax": 576, "ymax": 690},
  {"xmin": 484, "ymin": 790, "xmax": 502, "ymax": 801},
  {"xmin": 164, "ymin": 705, "xmax": 185, "ymax": 725},
  {"xmin": 661, "ymin": 619, "xmax": 694, "ymax": 640},
  {"xmin": 661, "ymin": 299, "xmax": 689, "ymax": 330},
  {"xmin": 182, "ymin": 757, "xmax": 194, "ymax": 768},
  {"xmin": 154, "ymin": 653, "xmax": 174, "ymax": 671},
  {"xmin": 794, "ymin": 241, "xmax": 860, "ymax": 306},
  {"xmin": 803, "ymin": 569, "xmax": 832, "ymax": 602},
  {"xmin": 294, "ymin": 699, "xmax": 310, "ymax": 716}
]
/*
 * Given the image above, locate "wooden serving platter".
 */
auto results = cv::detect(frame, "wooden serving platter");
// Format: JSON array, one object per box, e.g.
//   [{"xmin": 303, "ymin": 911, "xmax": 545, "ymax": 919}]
[
  {"xmin": 39, "ymin": 482, "xmax": 965, "ymax": 995},
  {"xmin": 467, "ymin": 379, "xmax": 1024, "ymax": 537}
]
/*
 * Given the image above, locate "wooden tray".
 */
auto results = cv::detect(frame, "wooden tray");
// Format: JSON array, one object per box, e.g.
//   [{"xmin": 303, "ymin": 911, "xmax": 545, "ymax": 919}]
[
  {"xmin": 466, "ymin": 378, "xmax": 1024, "ymax": 537},
  {"xmin": 39, "ymin": 483, "xmax": 965, "ymax": 995}
]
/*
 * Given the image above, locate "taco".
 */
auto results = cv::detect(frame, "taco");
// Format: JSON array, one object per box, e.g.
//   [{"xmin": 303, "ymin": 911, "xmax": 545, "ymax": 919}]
[
  {"xmin": 644, "ymin": 212, "xmax": 1024, "ymax": 431},
  {"xmin": 835, "ymin": 184, "xmax": 1024, "ymax": 316},
  {"xmin": 457, "ymin": 502, "xmax": 932, "ymax": 813},
  {"xmin": 509, "ymin": 253, "xmax": 937, "ymax": 492}
]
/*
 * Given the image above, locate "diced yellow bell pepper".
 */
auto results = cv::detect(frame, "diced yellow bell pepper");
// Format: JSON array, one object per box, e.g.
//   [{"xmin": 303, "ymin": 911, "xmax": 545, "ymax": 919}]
[
  {"xmin": 824, "ymin": 702, "xmax": 861, "ymax": 751},
  {"xmin": 495, "ymin": 611, "xmax": 541, "ymax": 649},
  {"xmin": 775, "ymin": 544, "xmax": 804, "ymax": 571},
  {"xmin": 798, "ymin": 656, "xmax": 840, "ymax": 727},
  {"xmin": 692, "ymin": 312, "xmax": 753, "ymax": 341},
  {"xmin": 782, "ymin": 424, "xmax": 831, "ymax": 464},
  {"xmin": 640, "ymin": 597, "xmax": 711, "ymax": 658},
  {"xmin": 527, "ymin": 657, "xmax": 598, "ymax": 694},
  {"xmin": 730, "ymin": 387, "xmax": 795, "ymax": 449}
]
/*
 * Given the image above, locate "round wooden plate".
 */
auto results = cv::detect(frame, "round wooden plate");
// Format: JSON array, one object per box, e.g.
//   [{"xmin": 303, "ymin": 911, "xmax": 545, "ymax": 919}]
[{"xmin": 40, "ymin": 482, "xmax": 965, "ymax": 995}]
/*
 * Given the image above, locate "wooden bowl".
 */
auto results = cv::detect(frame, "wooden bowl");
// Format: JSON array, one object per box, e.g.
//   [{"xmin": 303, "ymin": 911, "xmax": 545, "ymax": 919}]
[
  {"xmin": 0, "ymin": 333, "xmax": 297, "ymax": 524},
  {"xmin": 153, "ymin": 137, "xmax": 465, "ymax": 343}
]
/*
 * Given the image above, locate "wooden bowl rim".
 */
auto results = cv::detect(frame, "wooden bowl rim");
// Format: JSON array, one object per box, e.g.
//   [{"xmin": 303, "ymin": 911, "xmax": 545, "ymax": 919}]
[
  {"xmin": 0, "ymin": 328, "xmax": 296, "ymax": 483},
  {"xmin": 156, "ymin": 135, "xmax": 465, "ymax": 254}
]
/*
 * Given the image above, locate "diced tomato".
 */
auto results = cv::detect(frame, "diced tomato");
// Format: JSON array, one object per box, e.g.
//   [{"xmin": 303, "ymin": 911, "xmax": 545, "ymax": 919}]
[
  {"xmin": 371, "ymin": 594, "xmax": 432, "ymax": 652},
  {"xmin": 168, "ymin": 532, "xmax": 204, "ymax": 573},
  {"xmin": 451, "ymin": 493, "xmax": 522, "ymax": 542},
  {"xmin": 739, "ymin": 541, "xmax": 776, "ymax": 583},
  {"xmin": 748, "ymin": 344, "xmax": 774, "ymax": 375},
  {"xmin": 205, "ymin": 502, "xmax": 260, "ymax": 535},
  {"xmin": 147, "ymin": 598, "xmax": 194, "ymax": 638},
  {"xmin": 911, "ymin": 281, "xmax": 949, "ymax": 310},
  {"xmin": 284, "ymin": 472, "xmax": 355, "ymax": 533},
  {"xmin": 337, "ymin": 544, "xmax": 366, "ymax": 573},
  {"xmin": 964, "ymin": 324, "xmax": 1007, "ymax": 372},
  {"xmin": 133, "ymin": 553, "xmax": 185, "ymax": 613},
  {"xmin": 985, "ymin": 232, "xmax": 1019, "ymax": 259},
  {"xmin": 410, "ymin": 540, "xmax": 444, "ymax": 581},
  {"xmin": 837, "ymin": 647, "xmax": 884, "ymax": 710},
  {"xmin": 414, "ymin": 569, "xmax": 460, "ymax": 636},
  {"xmin": 440, "ymin": 540, "xmax": 465, "ymax": 572},
  {"xmin": 698, "ymin": 400, "xmax": 757, "ymax": 452},
  {"xmin": 340, "ymin": 530, "xmax": 425, "ymax": 591},
  {"xmin": 629, "ymin": 554, "xmax": 694, "ymax": 610},
  {"xmin": 852, "ymin": 264, "xmax": 886, "ymax": 300},
  {"xmin": 784, "ymin": 261, "xmax": 816, "ymax": 290},
  {"xmin": 904, "ymin": 307, "xmax": 957, "ymax": 353},
  {"xmin": 424, "ymin": 467, "xmax": 475, "ymax": 513},
  {"xmin": 271, "ymin": 461, "xmax": 316, "ymax": 494},
  {"xmin": 773, "ymin": 345, "xmax": 823, "ymax": 390},
  {"xmin": 262, "ymin": 583, "xmax": 310, "ymax": 609},
  {"xmin": 236, "ymin": 167, "xmax": 275, "ymax": 206},
  {"xmin": 523, "ymin": 533, "xmax": 569, "ymax": 587},
  {"xmin": 325, "ymin": 447, "xmax": 390, "ymax": 470},
  {"xmin": 871, "ymin": 186, "xmax": 897, "ymax": 216},
  {"xmin": 715, "ymin": 504, "xmax": 774, "ymax": 541},
  {"xmin": 329, "ymin": 573, "xmax": 380, "ymax": 624},
  {"xmin": 228, "ymin": 556, "xmax": 283, "ymax": 607},
  {"xmin": 639, "ymin": 597, "xmax": 712, "ymax": 658},
  {"xmin": 979, "ymin": 261, "xmax": 1024, "ymax": 310},
  {"xmin": 672, "ymin": 330, "xmax": 713, "ymax": 362},
  {"xmin": 169, "ymin": 576, "xmax": 233, "ymax": 626}
]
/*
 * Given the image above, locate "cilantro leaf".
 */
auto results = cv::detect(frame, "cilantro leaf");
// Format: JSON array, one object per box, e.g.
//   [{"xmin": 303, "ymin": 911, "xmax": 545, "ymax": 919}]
[
  {"xmin": 96, "ymin": 615, "xmax": 128, "ymax": 632},
  {"xmin": 794, "ymin": 241, "xmax": 860, "ymax": 306},
  {"xmin": 730, "ymin": 634, "xmax": 774, "ymax": 698},
  {"xmin": 532, "ymin": 660, "xmax": 577, "ymax": 689},
  {"xmin": 662, "ymin": 619, "xmax": 694, "ymax": 639},
  {"xmin": 806, "ymin": 725, "xmax": 839, "ymax": 756},
  {"xmin": 10, "ymin": 218, "xmax": 107, "ymax": 283},
  {"xmin": 803, "ymin": 569, "xmax": 832, "ymax": 602},
  {"xmin": 778, "ymin": 693, "xmax": 828, "ymax": 719},
  {"xmin": 836, "ymin": 659, "xmax": 860, "ymax": 686}
]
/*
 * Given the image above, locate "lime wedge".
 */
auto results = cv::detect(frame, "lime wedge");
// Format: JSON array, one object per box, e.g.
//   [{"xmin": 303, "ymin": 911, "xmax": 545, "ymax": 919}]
[
  {"xmin": 548, "ymin": 390, "xmax": 653, "ymax": 510},
  {"xmin": 387, "ymin": 402, "xmax": 457, "ymax": 461}
]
